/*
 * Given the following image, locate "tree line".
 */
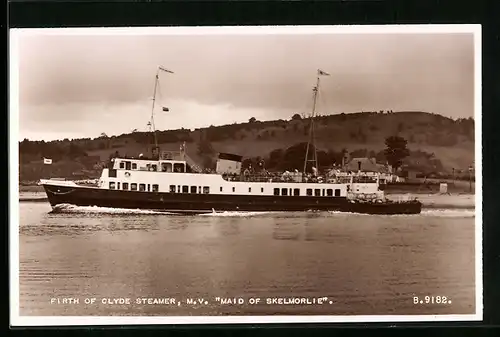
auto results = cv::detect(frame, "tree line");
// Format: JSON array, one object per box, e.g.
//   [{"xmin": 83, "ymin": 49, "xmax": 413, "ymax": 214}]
[{"xmin": 234, "ymin": 136, "xmax": 449, "ymax": 177}]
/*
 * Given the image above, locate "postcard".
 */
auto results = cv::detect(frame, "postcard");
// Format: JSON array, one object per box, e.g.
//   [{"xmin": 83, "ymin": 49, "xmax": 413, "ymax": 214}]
[{"xmin": 10, "ymin": 24, "xmax": 482, "ymax": 326}]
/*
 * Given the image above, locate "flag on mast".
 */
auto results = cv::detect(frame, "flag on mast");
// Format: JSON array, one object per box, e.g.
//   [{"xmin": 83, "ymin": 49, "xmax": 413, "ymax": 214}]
[
  {"xmin": 159, "ymin": 66, "xmax": 174, "ymax": 74},
  {"xmin": 43, "ymin": 158, "xmax": 52, "ymax": 165},
  {"xmin": 318, "ymin": 69, "xmax": 330, "ymax": 76}
]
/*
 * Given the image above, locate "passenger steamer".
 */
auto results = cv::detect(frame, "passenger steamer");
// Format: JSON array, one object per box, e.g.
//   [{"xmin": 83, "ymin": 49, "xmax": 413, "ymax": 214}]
[{"xmin": 40, "ymin": 68, "xmax": 421, "ymax": 215}]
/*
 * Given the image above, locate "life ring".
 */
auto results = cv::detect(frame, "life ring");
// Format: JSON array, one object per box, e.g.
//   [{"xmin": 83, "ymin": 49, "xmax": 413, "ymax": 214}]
[{"xmin": 125, "ymin": 172, "xmax": 131, "ymax": 178}]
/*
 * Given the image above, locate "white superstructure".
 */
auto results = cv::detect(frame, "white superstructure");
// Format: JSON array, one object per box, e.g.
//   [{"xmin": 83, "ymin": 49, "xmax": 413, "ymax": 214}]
[{"xmin": 94, "ymin": 151, "xmax": 382, "ymax": 200}]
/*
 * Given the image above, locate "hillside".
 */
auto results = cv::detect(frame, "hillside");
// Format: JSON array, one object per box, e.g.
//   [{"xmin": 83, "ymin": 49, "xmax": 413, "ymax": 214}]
[{"xmin": 18, "ymin": 111, "xmax": 475, "ymax": 182}]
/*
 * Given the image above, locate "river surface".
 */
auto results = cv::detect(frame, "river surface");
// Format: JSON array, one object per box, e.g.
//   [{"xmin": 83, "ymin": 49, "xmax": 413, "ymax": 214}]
[{"xmin": 17, "ymin": 199, "xmax": 477, "ymax": 317}]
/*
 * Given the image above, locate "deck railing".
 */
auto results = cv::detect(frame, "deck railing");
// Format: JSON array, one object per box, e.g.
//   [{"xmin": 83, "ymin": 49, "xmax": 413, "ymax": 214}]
[
  {"xmin": 220, "ymin": 173, "xmax": 335, "ymax": 184},
  {"xmin": 184, "ymin": 154, "xmax": 203, "ymax": 173},
  {"xmin": 160, "ymin": 151, "xmax": 184, "ymax": 161}
]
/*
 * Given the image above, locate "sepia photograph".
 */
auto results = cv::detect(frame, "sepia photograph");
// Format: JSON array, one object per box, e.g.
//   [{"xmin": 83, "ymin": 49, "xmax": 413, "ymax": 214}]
[{"xmin": 10, "ymin": 25, "xmax": 481, "ymax": 326}]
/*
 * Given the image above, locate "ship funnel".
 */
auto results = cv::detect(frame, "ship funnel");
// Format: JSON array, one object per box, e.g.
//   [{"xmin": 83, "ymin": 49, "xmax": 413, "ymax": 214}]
[{"xmin": 216, "ymin": 153, "xmax": 243, "ymax": 175}]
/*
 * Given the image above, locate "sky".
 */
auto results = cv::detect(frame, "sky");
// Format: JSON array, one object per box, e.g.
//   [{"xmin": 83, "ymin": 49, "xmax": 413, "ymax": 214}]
[{"xmin": 13, "ymin": 27, "xmax": 476, "ymax": 141}]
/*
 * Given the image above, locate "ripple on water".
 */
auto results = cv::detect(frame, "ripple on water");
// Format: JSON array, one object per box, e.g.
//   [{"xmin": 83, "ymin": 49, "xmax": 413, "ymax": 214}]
[{"xmin": 17, "ymin": 202, "xmax": 477, "ymax": 316}]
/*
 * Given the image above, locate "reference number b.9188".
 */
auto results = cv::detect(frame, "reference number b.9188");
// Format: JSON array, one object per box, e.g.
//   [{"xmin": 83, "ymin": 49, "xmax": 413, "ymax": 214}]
[{"xmin": 413, "ymin": 296, "xmax": 451, "ymax": 305}]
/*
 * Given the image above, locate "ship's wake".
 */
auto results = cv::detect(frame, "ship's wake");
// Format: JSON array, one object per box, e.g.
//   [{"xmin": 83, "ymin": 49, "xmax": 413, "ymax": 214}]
[
  {"xmin": 49, "ymin": 204, "xmax": 474, "ymax": 218},
  {"xmin": 328, "ymin": 208, "xmax": 475, "ymax": 218},
  {"xmin": 200, "ymin": 211, "xmax": 283, "ymax": 217},
  {"xmin": 50, "ymin": 204, "xmax": 174, "ymax": 215},
  {"xmin": 420, "ymin": 208, "xmax": 475, "ymax": 218}
]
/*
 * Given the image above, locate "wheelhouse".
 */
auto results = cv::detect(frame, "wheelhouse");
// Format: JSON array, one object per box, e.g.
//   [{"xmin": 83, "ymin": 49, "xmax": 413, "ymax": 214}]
[{"xmin": 111, "ymin": 158, "xmax": 187, "ymax": 173}]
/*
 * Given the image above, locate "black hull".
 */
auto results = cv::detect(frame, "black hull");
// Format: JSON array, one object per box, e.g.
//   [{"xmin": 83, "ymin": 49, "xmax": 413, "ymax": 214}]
[
  {"xmin": 42, "ymin": 184, "xmax": 422, "ymax": 215},
  {"xmin": 344, "ymin": 200, "xmax": 422, "ymax": 215}
]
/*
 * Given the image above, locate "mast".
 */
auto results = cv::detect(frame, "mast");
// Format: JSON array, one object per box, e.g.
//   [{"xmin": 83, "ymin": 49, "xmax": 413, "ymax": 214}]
[
  {"xmin": 150, "ymin": 71, "xmax": 159, "ymax": 149},
  {"xmin": 150, "ymin": 66, "xmax": 174, "ymax": 156},
  {"xmin": 303, "ymin": 69, "xmax": 329, "ymax": 175}
]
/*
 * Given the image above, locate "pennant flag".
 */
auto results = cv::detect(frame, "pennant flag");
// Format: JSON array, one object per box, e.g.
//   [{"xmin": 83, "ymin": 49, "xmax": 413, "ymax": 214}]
[
  {"xmin": 159, "ymin": 66, "xmax": 174, "ymax": 74},
  {"xmin": 162, "ymin": 107, "xmax": 169, "ymax": 112},
  {"xmin": 318, "ymin": 69, "xmax": 330, "ymax": 76},
  {"xmin": 43, "ymin": 158, "xmax": 52, "ymax": 165}
]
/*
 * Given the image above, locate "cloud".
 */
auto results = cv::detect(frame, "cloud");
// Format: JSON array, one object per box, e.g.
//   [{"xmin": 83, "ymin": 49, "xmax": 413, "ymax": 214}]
[
  {"xmin": 19, "ymin": 99, "xmax": 286, "ymax": 141},
  {"xmin": 15, "ymin": 30, "xmax": 475, "ymax": 141}
]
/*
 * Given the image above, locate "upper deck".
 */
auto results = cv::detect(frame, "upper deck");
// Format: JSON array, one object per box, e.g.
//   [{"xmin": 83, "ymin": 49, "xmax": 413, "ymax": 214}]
[
  {"xmin": 110, "ymin": 151, "xmax": 190, "ymax": 173},
  {"xmin": 108, "ymin": 153, "xmax": 381, "ymax": 183}
]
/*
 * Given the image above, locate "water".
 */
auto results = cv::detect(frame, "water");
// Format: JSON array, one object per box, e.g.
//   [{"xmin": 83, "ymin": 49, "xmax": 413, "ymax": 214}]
[{"xmin": 17, "ymin": 200, "xmax": 476, "ymax": 317}]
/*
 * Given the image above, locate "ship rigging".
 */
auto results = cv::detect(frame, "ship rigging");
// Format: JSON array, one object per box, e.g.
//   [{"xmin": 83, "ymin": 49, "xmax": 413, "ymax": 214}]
[
  {"xmin": 303, "ymin": 69, "xmax": 330, "ymax": 176},
  {"xmin": 149, "ymin": 66, "xmax": 174, "ymax": 158}
]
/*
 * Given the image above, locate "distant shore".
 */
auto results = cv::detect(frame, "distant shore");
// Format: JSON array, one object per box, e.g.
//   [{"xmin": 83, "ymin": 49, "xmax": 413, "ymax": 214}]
[{"xmin": 19, "ymin": 185, "xmax": 45, "ymax": 193}]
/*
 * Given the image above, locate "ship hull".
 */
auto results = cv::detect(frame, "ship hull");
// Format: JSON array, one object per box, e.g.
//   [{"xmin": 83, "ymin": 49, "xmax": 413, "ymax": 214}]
[
  {"xmin": 345, "ymin": 200, "xmax": 422, "ymax": 215},
  {"xmin": 41, "ymin": 183, "xmax": 421, "ymax": 215}
]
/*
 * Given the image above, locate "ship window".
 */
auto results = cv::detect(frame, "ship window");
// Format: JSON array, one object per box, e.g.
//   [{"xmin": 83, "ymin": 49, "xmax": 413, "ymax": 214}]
[
  {"xmin": 153, "ymin": 184, "xmax": 159, "ymax": 192},
  {"xmin": 327, "ymin": 189, "xmax": 333, "ymax": 196},
  {"xmin": 177, "ymin": 185, "xmax": 181, "ymax": 193},
  {"xmin": 109, "ymin": 182, "xmax": 116, "ymax": 190},
  {"xmin": 131, "ymin": 183, "xmax": 137, "ymax": 191},
  {"xmin": 274, "ymin": 188, "xmax": 280, "ymax": 196},
  {"xmin": 199, "ymin": 186, "xmax": 202, "ymax": 193},
  {"xmin": 289, "ymin": 188, "xmax": 292, "ymax": 196},
  {"xmin": 151, "ymin": 164, "xmax": 158, "ymax": 172},
  {"xmin": 170, "ymin": 185, "xmax": 176, "ymax": 193},
  {"xmin": 162, "ymin": 163, "xmax": 173, "ymax": 172},
  {"xmin": 249, "ymin": 187, "xmax": 251, "ymax": 193},
  {"xmin": 132, "ymin": 163, "xmax": 137, "ymax": 170},
  {"xmin": 261, "ymin": 187, "xmax": 264, "ymax": 193},
  {"xmin": 182, "ymin": 185, "xmax": 189, "ymax": 193},
  {"xmin": 314, "ymin": 189, "xmax": 321, "ymax": 197},
  {"xmin": 220, "ymin": 186, "xmax": 223, "ymax": 192},
  {"xmin": 123, "ymin": 182, "xmax": 129, "ymax": 190},
  {"xmin": 335, "ymin": 189, "xmax": 341, "ymax": 197},
  {"xmin": 174, "ymin": 163, "xmax": 184, "ymax": 173},
  {"xmin": 306, "ymin": 188, "xmax": 313, "ymax": 196},
  {"xmin": 139, "ymin": 184, "xmax": 146, "ymax": 192},
  {"xmin": 281, "ymin": 188, "xmax": 288, "ymax": 196},
  {"xmin": 322, "ymin": 189, "xmax": 325, "ymax": 196},
  {"xmin": 294, "ymin": 188, "xmax": 300, "ymax": 196},
  {"xmin": 232, "ymin": 187, "xmax": 235, "ymax": 192},
  {"xmin": 119, "ymin": 162, "xmax": 125, "ymax": 169},
  {"xmin": 190, "ymin": 186, "xmax": 197, "ymax": 194},
  {"xmin": 117, "ymin": 182, "xmax": 120, "ymax": 190},
  {"xmin": 147, "ymin": 184, "xmax": 150, "ymax": 192},
  {"xmin": 125, "ymin": 161, "xmax": 131, "ymax": 170},
  {"xmin": 108, "ymin": 169, "xmax": 117, "ymax": 178},
  {"xmin": 203, "ymin": 186, "xmax": 210, "ymax": 194}
]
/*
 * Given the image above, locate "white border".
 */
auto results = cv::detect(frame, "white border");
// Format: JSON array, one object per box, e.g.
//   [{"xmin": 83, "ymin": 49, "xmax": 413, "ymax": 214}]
[{"xmin": 9, "ymin": 24, "xmax": 482, "ymax": 326}]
